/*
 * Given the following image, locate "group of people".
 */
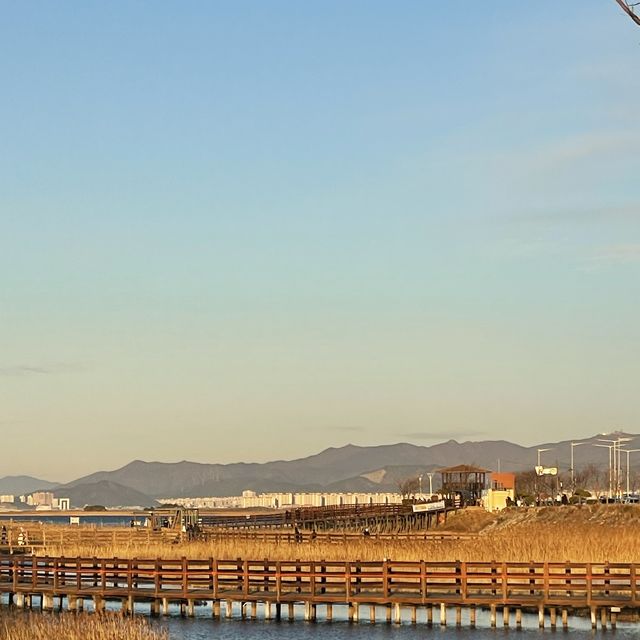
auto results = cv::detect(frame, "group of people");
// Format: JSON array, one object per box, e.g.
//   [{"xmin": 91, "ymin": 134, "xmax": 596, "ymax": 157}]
[{"xmin": 0, "ymin": 524, "xmax": 28, "ymax": 546}]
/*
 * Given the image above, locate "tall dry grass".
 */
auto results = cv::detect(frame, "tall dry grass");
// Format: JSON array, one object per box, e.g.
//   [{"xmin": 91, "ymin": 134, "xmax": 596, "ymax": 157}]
[
  {"xmin": 30, "ymin": 505, "xmax": 640, "ymax": 564},
  {"xmin": 0, "ymin": 611, "xmax": 167, "ymax": 640},
  {"xmin": 41, "ymin": 525, "xmax": 640, "ymax": 563}
]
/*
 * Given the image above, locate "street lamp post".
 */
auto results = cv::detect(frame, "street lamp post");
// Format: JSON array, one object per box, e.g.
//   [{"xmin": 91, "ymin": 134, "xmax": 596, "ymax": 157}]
[
  {"xmin": 598, "ymin": 436, "xmax": 633, "ymax": 499},
  {"xmin": 427, "ymin": 472, "xmax": 434, "ymax": 496},
  {"xmin": 570, "ymin": 441, "xmax": 585, "ymax": 491},
  {"xmin": 621, "ymin": 449, "xmax": 640, "ymax": 497},
  {"xmin": 594, "ymin": 443, "xmax": 615, "ymax": 498}
]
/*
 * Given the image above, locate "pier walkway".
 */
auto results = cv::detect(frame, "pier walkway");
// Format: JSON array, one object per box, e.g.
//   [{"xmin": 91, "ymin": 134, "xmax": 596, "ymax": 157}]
[{"xmin": 1, "ymin": 555, "xmax": 637, "ymax": 629}]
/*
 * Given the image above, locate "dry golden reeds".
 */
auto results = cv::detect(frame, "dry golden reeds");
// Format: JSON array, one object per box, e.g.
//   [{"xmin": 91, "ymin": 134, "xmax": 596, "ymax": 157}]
[
  {"xmin": 0, "ymin": 611, "xmax": 167, "ymax": 640},
  {"xmin": 30, "ymin": 505, "xmax": 640, "ymax": 564}
]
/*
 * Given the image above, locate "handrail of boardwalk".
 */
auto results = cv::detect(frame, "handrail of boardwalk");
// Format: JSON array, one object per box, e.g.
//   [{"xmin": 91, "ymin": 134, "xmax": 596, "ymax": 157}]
[
  {"xmin": 0, "ymin": 556, "xmax": 638, "ymax": 609},
  {"xmin": 202, "ymin": 530, "xmax": 479, "ymax": 543}
]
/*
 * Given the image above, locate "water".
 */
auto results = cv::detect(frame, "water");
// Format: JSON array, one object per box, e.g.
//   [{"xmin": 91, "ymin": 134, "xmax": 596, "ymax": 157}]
[
  {"xmin": 137, "ymin": 601, "xmax": 636, "ymax": 639},
  {"xmin": 155, "ymin": 616, "xmax": 637, "ymax": 640},
  {"xmin": 2, "ymin": 597, "xmax": 637, "ymax": 638},
  {"xmin": 0, "ymin": 514, "xmax": 144, "ymax": 526}
]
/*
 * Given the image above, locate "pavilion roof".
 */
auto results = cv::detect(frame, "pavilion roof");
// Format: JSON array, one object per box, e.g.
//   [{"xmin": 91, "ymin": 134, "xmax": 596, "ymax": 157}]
[{"xmin": 438, "ymin": 464, "xmax": 491, "ymax": 474}]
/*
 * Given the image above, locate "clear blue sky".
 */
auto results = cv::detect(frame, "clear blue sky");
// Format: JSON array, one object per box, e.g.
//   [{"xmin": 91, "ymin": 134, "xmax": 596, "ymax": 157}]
[{"xmin": 1, "ymin": 2, "xmax": 638, "ymax": 481}]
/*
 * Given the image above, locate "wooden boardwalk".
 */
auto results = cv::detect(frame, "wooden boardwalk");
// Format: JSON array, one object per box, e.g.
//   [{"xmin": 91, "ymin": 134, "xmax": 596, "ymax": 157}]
[
  {"xmin": 1, "ymin": 555, "xmax": 638, "ymax": 629},
  {"xmin": 200, "ymin": 503, "xmax": 452, "ymax": 533}
]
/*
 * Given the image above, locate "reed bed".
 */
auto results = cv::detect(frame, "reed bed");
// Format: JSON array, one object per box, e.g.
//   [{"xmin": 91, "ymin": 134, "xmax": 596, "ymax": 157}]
[
  {"xmin": 41, "ymin": 524, "xmax": 640, "ymax": 563},
  {"xmin": 26, "ymin": 505, "xmax": 640, "ymax": 564},
  {"xmin": 0, "ymin": 611, "xmax": 167, "ymax": 640}
]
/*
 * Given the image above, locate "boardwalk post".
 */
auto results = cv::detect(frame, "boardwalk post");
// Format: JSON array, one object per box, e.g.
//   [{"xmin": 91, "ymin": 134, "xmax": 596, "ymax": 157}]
[{"xmin": 600, "ymin": 607, "xmax": 607, "ymax": 630}]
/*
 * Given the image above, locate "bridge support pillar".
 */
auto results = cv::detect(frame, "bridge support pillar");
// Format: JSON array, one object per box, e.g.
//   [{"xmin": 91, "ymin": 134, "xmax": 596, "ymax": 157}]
[
  {"xmin": 370, "ymin": 604, "xmax": 376, "ymax": 624},
  {"xmin": 394, "ymin": 603, "xmax": 401, "ymax": 624},
  {"xmin": 469, "ymin": 604, "xmax": 476, "ymax": 628},
  {"xmin": 42, "ymin": 594, "xmax": 54, "ymax": 612},
  {"xmin": 411, "ymin": 605, "xmax": 417, "ymax": 624},
  {"xmin": 275, "ymin": 603, "xmax": 281, "ymax": 621},
  {"xmin": 14, "ymin": 593, "xmax": 25, "ymax": 609},
  {"xmin": 325, "ymin": 603, "xmax": 332, "ymax": 621},
  {"xmin": 550, "ymin": 607, "xmax": 557, "ymax": 628},
  {"xmin": 427, "ymin": 604, "xmax": 433, "ymax": 626},
  {"xmin": 600, "ymin": 607, "xmax": 608, "ymax": 630},
  {"xmin": 611, "ymin": 608, "xmax": 618, "ymax": 629},
  {"xmin": 440, "ymin": 603, "xmax": 446, "ymax": 626},
  {"xmin": 538, "ymin": 605, "xmax": 544, "ymax": 628},
  {"xmin": 93, "ymin": 596, "xmax": 105, "ymax": 613},
  {"xmin": 251, "ymin": 601, "xmax": 257, "ymax": 620},
  {"xmin": 150, "ymin": 598, "xmax": 159, "ymax": 617},
  {"xmin": 386, "ymin": 604, "xmax": 392, "ymax": 623},
  {"xmin": 515, "ymin": 607, "xmax": 522, "ymax": 628},
  {"xmin": 263, "ymin": 601, "xmax": 271, "ymax": 620},
  {"xmin": 347, "ymin": 603, "xmax": 355, "ymax": 622},
  {"xmin": 562, "ymin": 608, "xmax": 568, "ymax": 629},
  {"xmin": 590, "ymin": 607, "xmax": 597, "ymax": 629},
  {"xmin": 503, "ymin": 606, "xmax": 510, "ymax": 627},
  {"xmin": 288, "ymin": 602, "xmax": 295, "ymax": 621},
  {"xmin": 490, "ymin": 604, "xmax": 496, "ymax": 628},
  {"xmin": 456, "ymin": 606, "xmax": 462, "ymax": 627},
  {"xmin": 162, "ymin": 598, "xmax": 169, "ymax": 616}
]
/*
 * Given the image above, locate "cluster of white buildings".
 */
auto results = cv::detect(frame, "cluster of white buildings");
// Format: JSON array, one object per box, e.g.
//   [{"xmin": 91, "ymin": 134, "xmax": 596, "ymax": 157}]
[
  {"xmin": 160, "ymin": 490, "xmax": 405, "ymax": 510},
  {"xmin": 0, "ymin": 492, "xmax": 70, "ymax": 510}
]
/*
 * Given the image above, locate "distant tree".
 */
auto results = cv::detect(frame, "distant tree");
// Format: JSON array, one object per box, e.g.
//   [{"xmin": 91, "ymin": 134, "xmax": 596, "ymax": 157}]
[
  {"xmin": 397, "ymin": 476, "xmax": 421, "ymax": 498},
  {"xmin": 574, "ymin": 463, "xmax": 601, "ymax": 493},
  {"xmin": 515, "ymin": 470, "xmax": 537, "ymax": 499},
  {"xmin": 83, "ymin": 505, "xmax": 107, "ymax": 511}
]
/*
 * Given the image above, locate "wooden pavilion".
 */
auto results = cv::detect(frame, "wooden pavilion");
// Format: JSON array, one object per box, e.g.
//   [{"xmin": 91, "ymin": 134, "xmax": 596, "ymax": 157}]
[{"xmin": 438, "ymin": 464, "xmax": 489, "ymax": 505}]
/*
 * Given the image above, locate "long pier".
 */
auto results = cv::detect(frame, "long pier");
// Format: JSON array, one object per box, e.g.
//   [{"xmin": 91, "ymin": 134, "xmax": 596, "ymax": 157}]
[
  {"xmin": 201, "ymin": 503, "xmax": 452, "ymax": 532},
  {"xmin": 1, "ymin": 556, "xmax": 638, "ymax": 629}
]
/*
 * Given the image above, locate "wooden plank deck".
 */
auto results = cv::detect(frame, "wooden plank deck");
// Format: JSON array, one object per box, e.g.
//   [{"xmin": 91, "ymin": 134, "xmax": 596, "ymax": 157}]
[{"xmin": 1, "ymin": 555, "xmax": 639, "ymax": 617}]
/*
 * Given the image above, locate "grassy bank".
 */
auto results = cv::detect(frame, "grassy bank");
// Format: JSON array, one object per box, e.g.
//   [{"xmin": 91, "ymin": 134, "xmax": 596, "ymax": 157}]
[
  {"xmin": 33, "ymin": 505, "xmax": 640, "ymax": 564},
  {"xmin": 0, "ymin": 612, "xmax": 167, "ymax": 640}
]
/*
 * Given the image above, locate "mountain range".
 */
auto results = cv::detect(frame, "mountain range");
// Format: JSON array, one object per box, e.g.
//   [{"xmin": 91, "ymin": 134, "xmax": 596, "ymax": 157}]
[{"xmin": 0, "ymin": 432, "xmax": 634, "ymax": 508}]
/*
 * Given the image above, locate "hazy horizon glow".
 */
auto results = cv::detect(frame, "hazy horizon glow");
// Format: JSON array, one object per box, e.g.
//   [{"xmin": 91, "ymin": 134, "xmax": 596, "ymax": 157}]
[{"xmin": 1, "ymin": 2, "xmax": 639, "ymax": 482}]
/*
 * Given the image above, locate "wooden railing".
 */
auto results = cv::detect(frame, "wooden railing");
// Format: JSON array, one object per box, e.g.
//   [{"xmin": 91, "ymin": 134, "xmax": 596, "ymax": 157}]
[{"xmin": 0, "ymin": 556, "xmax": 638, "ymax": 609}]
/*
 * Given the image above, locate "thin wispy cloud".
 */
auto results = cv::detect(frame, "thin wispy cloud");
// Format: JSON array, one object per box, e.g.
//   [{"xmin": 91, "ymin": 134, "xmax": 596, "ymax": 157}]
[
  {"xmin": 590, "ymin": 244, "xmax": 640, "ymax": 266},
  {"xmin": 0, "ymin": 363, "xmax": 87, "ymax": 377},
  {"xmin": 513, "ymin": 203, "xmax": 640, "ymax": 227},
  {"xmin": 401, "ymin": 430, "xmax": 486, "ymax": 442},
  {"xmin": 0, "ymin": 366, "xmax": 51, "ymax": 377}
]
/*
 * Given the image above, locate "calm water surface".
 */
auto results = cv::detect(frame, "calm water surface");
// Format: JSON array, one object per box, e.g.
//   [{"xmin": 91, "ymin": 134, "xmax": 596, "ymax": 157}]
[
  {"xmin": 156, "ymin": 617, "xmax": 637, "ymax": 640},
  {"xmin": 146, "ymin": 604, "xmax": 636, "ymax": 640}
]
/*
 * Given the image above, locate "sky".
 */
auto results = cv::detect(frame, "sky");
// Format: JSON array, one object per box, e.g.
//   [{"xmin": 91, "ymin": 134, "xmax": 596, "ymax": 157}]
[{"xmin": 1, "ymin": 2, "xmax": 639, "ymax": 482}]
